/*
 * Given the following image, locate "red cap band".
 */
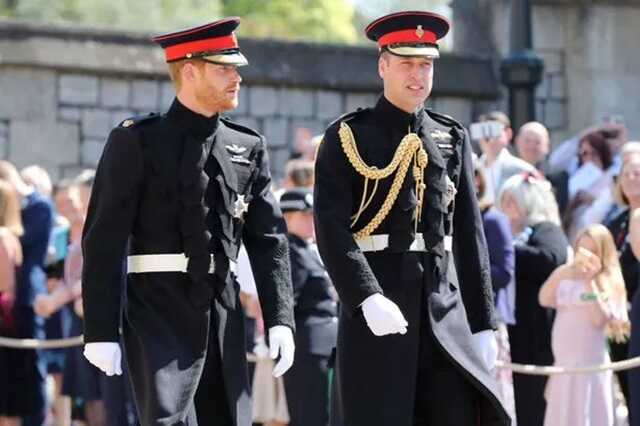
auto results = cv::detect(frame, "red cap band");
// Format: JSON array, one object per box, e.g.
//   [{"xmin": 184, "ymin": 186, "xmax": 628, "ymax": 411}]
[
  {"xmin": 164, "ymin": 34, "xmax": 238, "ymax": 61},
  {"xmin": 378, "ymin": 29, "xmax": 437, "ymax": 48}
]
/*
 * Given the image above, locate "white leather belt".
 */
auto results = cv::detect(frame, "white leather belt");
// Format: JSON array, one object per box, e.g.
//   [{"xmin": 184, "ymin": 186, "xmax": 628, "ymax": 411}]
[
  {"xmin": 127, "ymin": 253, "xmax": 236, "ymax": 274},
  {"xmin": 356, "ymin": 233, "xmax": 452, "ymax": 253}
]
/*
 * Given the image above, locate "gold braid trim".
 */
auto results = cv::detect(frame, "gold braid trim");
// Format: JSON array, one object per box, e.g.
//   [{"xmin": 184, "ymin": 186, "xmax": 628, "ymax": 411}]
[{"xmin": 338, "ymin": 121, "xmax": 428, "ymax": 239}]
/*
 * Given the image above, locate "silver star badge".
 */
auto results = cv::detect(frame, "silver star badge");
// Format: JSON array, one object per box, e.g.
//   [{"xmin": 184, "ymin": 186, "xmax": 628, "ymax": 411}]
[
  {"xmin": 233, "ymin": 194, "xmax": 249, "ymax": 219},
  {"xmin": 444, "ymin": 175, "xmax": 457, "ymax": 207}
]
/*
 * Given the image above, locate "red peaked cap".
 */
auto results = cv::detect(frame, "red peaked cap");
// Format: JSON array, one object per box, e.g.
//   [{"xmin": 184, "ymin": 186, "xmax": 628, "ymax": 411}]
[
  {"xmin": 365, "ymin": 11, "xmax": 450, "ymax": 57},
  {"xmin": 151, "ymin": 17, "xmax": 247, "ymax": 65}
]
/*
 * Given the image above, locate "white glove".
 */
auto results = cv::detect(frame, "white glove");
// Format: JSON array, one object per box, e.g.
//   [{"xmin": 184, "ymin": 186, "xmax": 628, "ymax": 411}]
[
  {"xmin": 361, "ymin": 293, "xmax": 408, "ymax": 336},
  {"xmin": 83, "ymin": 342, "xmax": 122, "ymax": 376},
  {"xmin": 269, "ymin": 325, "xmax": 295, "ymax": 378},
  {"xmin": 471, "ymin": 330, "xmax": 498, "ymax": 370}
]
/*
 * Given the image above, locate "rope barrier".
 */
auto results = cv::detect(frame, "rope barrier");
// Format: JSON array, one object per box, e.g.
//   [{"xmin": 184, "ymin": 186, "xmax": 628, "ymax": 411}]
[
  {"xmin": 497, "ymin": 356, "xmax": 640, "ymax": 375},
  {"xmin": 2, "ymin": 336, "xmax": 639, "ymax": 376},
  {"xmin": 0, "ymin": 335, "xmax": 84, "ymax": 349}
]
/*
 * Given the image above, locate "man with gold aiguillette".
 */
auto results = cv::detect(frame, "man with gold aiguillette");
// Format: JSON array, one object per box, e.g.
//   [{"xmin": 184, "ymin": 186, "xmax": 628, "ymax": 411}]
[
  {"xmin": 314, "ymin": 11, "xmax": 511, "ymax": 425},
  {"xmin": 81, "ymin": 18, "xmax": 295, "ymax": 425}
]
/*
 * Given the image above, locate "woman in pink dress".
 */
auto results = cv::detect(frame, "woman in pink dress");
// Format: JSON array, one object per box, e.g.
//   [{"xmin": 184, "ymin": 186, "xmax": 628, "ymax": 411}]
[{"xmin": 539, "ymin": 223, "xmax": 629, "ymax": 426}]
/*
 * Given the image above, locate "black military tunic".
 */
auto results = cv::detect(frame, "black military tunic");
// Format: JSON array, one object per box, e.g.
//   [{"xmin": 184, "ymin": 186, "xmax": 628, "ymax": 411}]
[
  {"xmin": 282, "ymin": 234, "xmax": 338, "ymax": 426},
  {"xmin": 314, "ymin": 95, "xmax": 510, "ymax": 425},
  {"xmin": 82, "ymin": 99, "xmax": 294, "ymax": 426}
]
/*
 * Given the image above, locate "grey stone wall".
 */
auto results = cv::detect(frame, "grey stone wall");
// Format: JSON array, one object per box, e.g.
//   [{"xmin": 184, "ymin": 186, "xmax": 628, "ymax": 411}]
[
  {"xmin": 0, "ymin": 20, "xmax": 498, "ymax": 181},
  {"xmin": 454, "ymin": 0, "xmax": 640, "ymax": 144}
]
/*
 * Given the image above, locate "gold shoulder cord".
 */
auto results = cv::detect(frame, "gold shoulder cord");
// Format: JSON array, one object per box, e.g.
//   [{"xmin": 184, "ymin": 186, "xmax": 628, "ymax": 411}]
[{"xmin": 338, "ymin": 122, "xmax": 428, "ymax": 240}]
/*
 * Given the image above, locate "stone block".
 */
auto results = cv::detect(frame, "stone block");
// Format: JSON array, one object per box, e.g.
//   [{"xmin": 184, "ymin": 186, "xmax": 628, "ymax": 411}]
[
  {"xmin": 267, "ymin": 147, "xmax": 291, "ymax": 182},
  {"xmin": 236, "ymin": 85, "xmax": 249, "ymax": 115},
  {"xmin": 290, "ymin": 119, "xmax": 325, "ymax": 139},
  {"xmin": 544, "ymin": 101, "xmax": 567, "ymax": 131},
  {"xmin": 59, "ymin": 74, "xmax": 99, "ymax": 106},
  {"xmin": 8, "ymin": 120, "xmax": 80, "ymax": 170},
  {"xmin": 131, "ymin": 79, "xmax": 159, "ymax": 111},
  {"xmin": 82, "ymin": 109, "xmax": 112, "ymax": 140},
  {"xmin": 472, "ymin": 100, "xmax": 508, "ymax": 122},
  {"xmin": 232, "ymin": 116, "xmax": 262, "ymax": 133},
  {"xmin": 61, "ymin": 165, "xmax": 90, "ymax": 179},
  {"xmin": 225, "ymin": 85, "xmax": 249, "ymax": 117},
  {"xmin": 539, "ymin": 50, "xmax": 564, "ymax": 74},
  {"xmin": 0, "ymin": 134, "xmax": 7, "ymax": 158},
  {"xmin": 550, "ymin": 74, "xmax": 566, "ymax": 100},
  {"xmin": 249, "ymin": 86, "xmax": 279, "ymax": 117},
  {"xmin": 536, "ymin": 100, "xmax": 545, "ymax": 124},
  {"xmin": 344, "ymin": 93, "xmax": 378, "ymax": 112},
  {"xmin": 159, "ymin": 80, "xmax": 175, "ymax": 111},
  {"xmin": 263, "ymin": 118, "xmax": 289, "ymax": 148},
  {"xmin": 280, "ymin": 88, "xmax": 314, "ymax": 118},
  {"xmin": 0, "ymin": 68, "xmax": 57, "ymax": 121},
  {"xmin": 59, "ymin": 107, "xmax": 82, "ymax": 123},
  {"xmin": 435, "ymin": 97, "xmax": 473, "ymax": 125},
  {"xmin": 81, "ymin": 139, "xmax": 106, "ymax": 166},
  {"xmin": 536, "ymin": 76, "xmax": 550, "ymax": 100},
  {"xmin": 533, "ymin": 6, "xmax": 566, "ymax": 50},
  {"xmin": 316, "ymin": 90, "xmax": 343, "ymax": 120},
  {"xmin": 100, "ymin": 78, "xmax": 130, "ymax": 108}
]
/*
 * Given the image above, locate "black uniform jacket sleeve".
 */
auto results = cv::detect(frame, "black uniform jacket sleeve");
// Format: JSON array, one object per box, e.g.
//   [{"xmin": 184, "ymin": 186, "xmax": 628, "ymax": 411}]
[
  {"xmin": 314, "ymin": 124, "xmax": 383, "ymax": 316},
  {"xmin": 82, "ymin": 126, "xmax": 144, "ymax": 342},
  {"xmin": 452, "ymin": 129, "xmax": 497, "ymax": 333},
  {"xmin": 242, "ymin": 140, "xmax": 295, "ymax": 332}
]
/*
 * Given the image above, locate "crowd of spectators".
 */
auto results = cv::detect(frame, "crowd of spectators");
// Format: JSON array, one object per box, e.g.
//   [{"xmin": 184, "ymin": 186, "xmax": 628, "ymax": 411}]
[{"xmin": 0, "ymin": 110, "xmax": 639, "ymax": 426}]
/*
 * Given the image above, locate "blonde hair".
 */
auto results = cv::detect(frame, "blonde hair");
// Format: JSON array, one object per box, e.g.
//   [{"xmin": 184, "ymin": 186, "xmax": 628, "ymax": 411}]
[
  {"xmin": 614, "ymin": 152, "xmax": 640, "ymax": 206},
  {"xmin": 0, "ymin": 180, "xmax": 24, "ymax": 238},
  {"xmin": 497, "ymin": 172, "xmax": 561, "ymax": 227},
  {"xmin": 575, "ymin": 224, "xmax": 629, "ymax": 342},
  {"xmin": 0, "ymin": 160, "xmax": 25, "ymax": 190},
  {"xmin": 168, "ymin": 59, "xmax": 205, "ymax": 91},
  {"xmin": 621, "ymin": 142, "xmax": 640, "ymax": 161},
  {"xmin": 21, "ymin": 165, "xmax": 53, "ymax": 198},
  {"xmin": 518, "ymin": 121, "xmax": 550, "ymax": 145}
]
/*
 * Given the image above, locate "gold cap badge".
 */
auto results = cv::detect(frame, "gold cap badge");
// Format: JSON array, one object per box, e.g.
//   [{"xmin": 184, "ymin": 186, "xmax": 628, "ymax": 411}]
[{"xmin": 416, "ymin": 25, "xmax": 424, "ymax": 38}]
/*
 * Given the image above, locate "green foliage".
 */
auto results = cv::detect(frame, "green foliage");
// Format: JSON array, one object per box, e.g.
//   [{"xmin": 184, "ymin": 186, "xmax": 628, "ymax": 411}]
[
  {"xmin": 2, "ymin": 0, "xmax": 222, "ymax": 32},
  {"xmin": 222, "ymin": 0, "xmax": 356, "ymax": 43},
  {"xmin": 0, "ymin": 0, "xmax": 358, "ymax": 43}
]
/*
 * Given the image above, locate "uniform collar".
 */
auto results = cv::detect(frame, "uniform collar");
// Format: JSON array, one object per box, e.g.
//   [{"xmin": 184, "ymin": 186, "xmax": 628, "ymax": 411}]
[
  {"xmin": 373, "ymin": 95, "xmax": 424, "ymax": 133},
  {"xmin": 167, "ymin": 98, "xmax": 220, "ymax": 140}
]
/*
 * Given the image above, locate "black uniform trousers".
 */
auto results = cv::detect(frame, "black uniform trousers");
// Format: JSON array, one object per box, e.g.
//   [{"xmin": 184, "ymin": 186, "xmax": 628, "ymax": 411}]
[
  {"xmin": 125, "ymin": 297, "xmax": 235, "ymax": 426},
  {"xmin": 100, "ymin": 343, "xmax": 138, "ymax": 426},
  {"xmin": 284, "ymin": 352, "xmax": 331, "ymax": 426},
  {"xmin": 413, "ymin": 254, "xmax": 481, "ymax": 426},
  {"xmin": 331, "ymin": 251, "xmax": 484, "ymax": 426},
  {"xmin": 192, "ymin": 304, "xmax": 233, "ymax": 425}
]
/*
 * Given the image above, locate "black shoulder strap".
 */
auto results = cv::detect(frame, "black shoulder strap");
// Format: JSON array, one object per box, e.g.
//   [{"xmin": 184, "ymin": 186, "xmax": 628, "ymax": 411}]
[
  {"xmin": 327, "ymin": 107, "xmax": 371, "ymax": 128},
  {"xmin": 220, "ymin": 116, "xmax": 262, "ymax": 137},
  {"xmin": 119, "ymin": 112, "xmax": 161, "ymax": 129},
  {"xmin": 426, "ymin": 109, "xmax": 464, "ymax": 130}
]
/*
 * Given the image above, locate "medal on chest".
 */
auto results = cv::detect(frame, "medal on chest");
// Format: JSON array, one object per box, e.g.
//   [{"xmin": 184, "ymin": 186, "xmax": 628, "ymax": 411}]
[
  {"xmin": 233, "ymin": 194, "xmax": 249, "ymax": 219},
  {"xmin": 444, "ymin": 175, "xmax": 457, "ymax": 208}
]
